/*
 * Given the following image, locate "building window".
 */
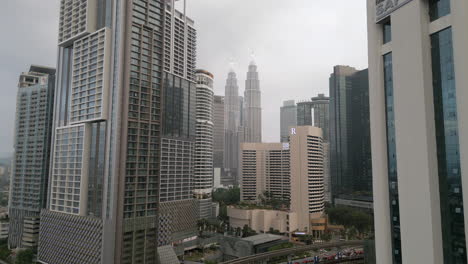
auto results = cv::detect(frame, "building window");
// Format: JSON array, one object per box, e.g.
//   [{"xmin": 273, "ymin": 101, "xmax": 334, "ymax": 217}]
[
  {"xmin": 383, "ymin": 20, "xmax": 392, "ymax": 44},
  {"xmin": 431, "ymin": 27, "xmax": 466, "ymax": 263},
  {"xmin": 383, "ymin": 52, "xmax": 402, "ymax": 264},
  {"xmin": 429, "ymin": 0, "xmax": 451, "ymax": 21}
]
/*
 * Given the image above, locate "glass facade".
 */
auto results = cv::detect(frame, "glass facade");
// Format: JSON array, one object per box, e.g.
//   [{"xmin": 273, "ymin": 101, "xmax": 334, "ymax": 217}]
[
  {"xmin": 383, "ymin": 53, "xmax": 402, "ymax": 264},
  {"xmin": 429, "ymin": 0, "xmax": 451, "ymax": 21},
  {"xmin": 431, "ymin": 27, "xmax": 466, "ymax": 263},
  {"xmin": 383, "ymin": 20, "xmax": 392, "ymax": 44},
  {"xmin": 162, "ymin": 72, "xmax": 196, "ymax": 139},
  {"xmin": 329, "ymin": 68, "xmax": 372, "ymax": 202}
]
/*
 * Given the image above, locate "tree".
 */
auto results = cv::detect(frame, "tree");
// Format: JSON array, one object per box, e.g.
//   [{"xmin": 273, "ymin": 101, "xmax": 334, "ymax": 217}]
[
  {"xmin": 242, "ymin": 225, "xmax": 256, "ymax": 237},
  {"xmin": 16, "ymin": 249, "xmax": 34, "ymax": 264},
  {"xmin": 321, "ymin": 232, "xmax": 332, "ymax": 242},
  {"xmin": 212, "ymin": 187, "xmax": 240, "ymax": 205},
  {"xmin": 0, "ymin": 246, "xmax": 10, "ymax": 262}
]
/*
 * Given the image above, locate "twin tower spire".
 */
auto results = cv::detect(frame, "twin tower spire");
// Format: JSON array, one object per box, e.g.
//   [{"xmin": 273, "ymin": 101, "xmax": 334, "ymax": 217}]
[
  {"xmin": 224, "ymin": 59, "xmax": 262, "ymax": 143},
  {"xmin": 224, "ymin": 60, "xmax": 262, "ymax": 178}
]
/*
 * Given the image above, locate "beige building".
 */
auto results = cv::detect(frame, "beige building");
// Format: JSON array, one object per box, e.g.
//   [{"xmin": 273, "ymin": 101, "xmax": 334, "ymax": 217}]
[
  {"xmin": 236, "ymin": 126, "xmax": 325, "ymax": 236},
  {"xmin": 228, "ymin": 207, "xmax": 297, "ymax": 234},
  {"xmin": 289, "ymin": 126, "xmax": 325, "ymax": 232},
  {"xmin": 240, "ymin": 143, "xmax": 290, "ymax": 202},
  {"xmin": 367, "ymin": 0, "xmax": 468, "ymax": 263}
]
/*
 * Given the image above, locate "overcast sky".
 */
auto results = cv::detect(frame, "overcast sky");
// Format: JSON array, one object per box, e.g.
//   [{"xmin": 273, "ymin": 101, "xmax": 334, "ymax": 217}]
[{"xmin": 0, "ymin": 0, "xmax": 368, "ymax": 156}]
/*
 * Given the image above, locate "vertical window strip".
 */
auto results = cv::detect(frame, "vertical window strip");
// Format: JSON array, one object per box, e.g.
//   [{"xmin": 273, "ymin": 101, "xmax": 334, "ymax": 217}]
[
  {"xmin": 383, "ymin": 52, "xmax": 402, "ymax": 264},
  {"xmin": 431, "ymin": 27, "xmax": 466, "ymax": 263}
]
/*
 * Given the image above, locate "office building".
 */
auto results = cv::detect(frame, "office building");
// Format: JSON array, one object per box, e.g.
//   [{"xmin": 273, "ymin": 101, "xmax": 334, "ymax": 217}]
[
  {"xmin": 244, "ymin": 61, "xmax": 262, "ymax": 143},
  {"xmin": 239, "ymin": 143, "xmax": 290, "ymax": 203},
  {"xmin": 224, "ymin": 70, "xmax": 241, "ymax": 185},
  {"xmin": 329, "ymin": 66, "xmax": 372, "ymax": 205},
  {"xmin": 280, "ymin": 100, "xmax": 297, "ymax": 143},
  {"xmin": 38, "ymin": 0, "xmax": 197, "ymax": 263},
  {"xmin": 213, "ymin": 95, "xmax": 225, "ymax": 169},
  {"xmin": 368, "ymin": 0, "xmax": 468, "ymax": 263},
  {"xmin": 297, "ymin": 94, "xmax": 330, "ymax": 141},
  {"xmin": 193, "ymin": 69, "xmax": 214, "ymax": 219},
  {"xmin": 238, "ymin": 126, "xmax": 325, "ymax": 236},
  {"xmin": 9, "ymin": 66, "xmax": 55, "ymax": 249}
]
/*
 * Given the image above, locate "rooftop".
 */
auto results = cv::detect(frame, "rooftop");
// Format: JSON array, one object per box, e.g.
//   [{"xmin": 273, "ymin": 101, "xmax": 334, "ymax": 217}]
[{"xmin": 242, "ymin": 234, "xmax": 284, "ymax": 246}]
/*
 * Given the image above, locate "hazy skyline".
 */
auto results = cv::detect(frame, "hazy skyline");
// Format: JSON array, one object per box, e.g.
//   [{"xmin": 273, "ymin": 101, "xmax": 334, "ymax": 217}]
[{"xmin": 0, "ymin": 0, "xmax": 368, "ymax": 155}]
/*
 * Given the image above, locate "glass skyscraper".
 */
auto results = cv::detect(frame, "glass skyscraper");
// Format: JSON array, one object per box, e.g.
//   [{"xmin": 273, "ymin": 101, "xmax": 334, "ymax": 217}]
[{"xmin": 329, "ymin": 66, "xmax": 372, "ymax": 205}]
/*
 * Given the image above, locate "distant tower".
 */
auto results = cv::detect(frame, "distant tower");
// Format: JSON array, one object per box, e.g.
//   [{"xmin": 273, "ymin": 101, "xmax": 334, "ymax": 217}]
[
  {"xmin": 194, "ymin": 69, "xmax": 214, "ymax": 219},
  {"xmin": 9, "ymin": 65, "xmax": 55, "ymax": 249},
  {"xmin": 224, "ymin": 70, "xmax": 241, "ymax": 184},
  {"xmin": 213, "ymin": 95, "xmax": 225, "ymax": 169},
  {"xmin": 280, "ymin": 100, "xmax": 297, "ymax": 142},
  {"xmin": 244, "ymin": 60, "xmax": 262, "ymax": 143}
]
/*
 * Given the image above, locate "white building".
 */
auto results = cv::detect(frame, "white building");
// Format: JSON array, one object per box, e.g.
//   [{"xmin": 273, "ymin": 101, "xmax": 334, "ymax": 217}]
[
  {"xmin": 194, "ymin": 69, "xmax": 215, "ymax": 219},
  {"xmin": 367, "ymin": 0, "xmax": 468, "ymax": 263}
]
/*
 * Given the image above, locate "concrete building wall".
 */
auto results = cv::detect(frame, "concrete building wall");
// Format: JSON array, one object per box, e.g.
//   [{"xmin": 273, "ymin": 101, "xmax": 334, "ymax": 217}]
[
  {"xmin": 368, "ymin": 0, "xmax": 468, "ymax": 263},
  {"xmin": 227, "ymin": 207, "xmax": 295, "ymax": 234}
]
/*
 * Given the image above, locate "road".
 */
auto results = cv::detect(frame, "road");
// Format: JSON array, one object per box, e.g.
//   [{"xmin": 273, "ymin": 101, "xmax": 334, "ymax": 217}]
[
  {"xmin": 220, "ymin": 241, "xmax": 364, "ymax": 264},
  {"xmin": 281, "ymin": 246, "xmax": 363, "ymax": 264}
]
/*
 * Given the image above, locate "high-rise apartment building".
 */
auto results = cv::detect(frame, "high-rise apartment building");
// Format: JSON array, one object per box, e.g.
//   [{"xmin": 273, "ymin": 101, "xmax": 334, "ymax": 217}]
[
  {"xmin": 224, "ymin": 70, "xmax": 241, "ymax": 185},
  {"xmin": 238, "ymin": 126, "xmax": 325, "ymax": 235},
  {"xmin": 368, "ymin": 0, "xmax": 468, "ymax": 263},
  {"xmin": 38, "ymin": 0, "xmax": 197, "ymax": 263},
  {"xmin": 158, "ymin": 70, "xmax": 197, "ymax": 246},
  {"xmin": 280, "ymin": 100, "xmax": 297, "ymax": 143},
  {"xmin": 329, "ymin": 66, "xmax": 372, "ymax": 206},
  {"xmin": 213, "ymin": 95, "xmax": 225, "ymax": 169},
  {"xmin": 289, "ymin": 126, "xmax": 325, "ymax": 232},
  {"xmin": 9, "ymin": 66, "xmax": 55, "ymax": 249},
  {"xmin": 244, "ymin": 61, "xmax": 262, "ymax": 143},
  {"xmin": 240, "ymin": 143, "xmax": 290, "ymax": 203},
  {"xmin": 193, "ymin": 70, "xmax": 214, "ymax": 219}
]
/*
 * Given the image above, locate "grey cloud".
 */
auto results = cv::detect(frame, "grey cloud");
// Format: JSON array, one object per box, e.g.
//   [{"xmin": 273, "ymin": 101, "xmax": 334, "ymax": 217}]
[{"xmin": 0, "ymin": 0, "xmax": 368, "ymax": 152}]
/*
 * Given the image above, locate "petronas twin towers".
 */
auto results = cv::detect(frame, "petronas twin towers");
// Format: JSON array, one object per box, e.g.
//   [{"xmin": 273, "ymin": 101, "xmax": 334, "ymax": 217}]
[
  {"xmin": 244, "ymin": 61, "xmax": 262, "ymax": 143},
  {"xmin": 224, "ymin": 60, "xmax": 262, "ymax": 183}
]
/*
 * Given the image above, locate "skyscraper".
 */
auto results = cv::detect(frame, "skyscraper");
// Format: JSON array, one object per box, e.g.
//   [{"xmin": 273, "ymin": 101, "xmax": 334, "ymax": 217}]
[
  {"xmin": 280, "ymin": 100, "xmax": 297, "ymax": 143},
  {"xmin": 289, "ymin": 126, "xmax": 325, "ymax": 234},
  {"xmin": 244, "ymin": 61, "xmax": 262, "ymax": 143},
  {"xmin": 9, "ymin": 65, "xmax": 55, "ymax": 249},
  {"xmin": 224, "ymin": 70, "xmax": 241, "ymax": 185},
  {"xmin": 193, "ymin": 69, "xmax": 214, "ymax": 219},
  {"xmin": 329, "ymin": 66, "xmax": 372, "ymax": 206},
  {"xmin": 296, "ymin": 94, "xmax": 330, "ymax": 141},
  {"xmin": 38, "ymin": 0, "xmax": 197, "ymax": 263},
  {"xmin": 158, "ymin": 70, "xmax": 197, "ymax": 246},
  {"xmin": 368, "ymin": 0, "xmax": 468, "ymax": 263},
  {"xmin": 213, "ymin": 95, "xmax": 224, "ymax": 169},
  {"xmin": 296, "ymin": 94, "xmax": 330, "ymax": 201}
]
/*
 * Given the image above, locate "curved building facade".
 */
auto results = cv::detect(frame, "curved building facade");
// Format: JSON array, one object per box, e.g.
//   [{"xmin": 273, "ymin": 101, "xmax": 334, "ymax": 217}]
[{"xmin": 194, "ymin": 70, "xmax": 214, "ymax": 219}]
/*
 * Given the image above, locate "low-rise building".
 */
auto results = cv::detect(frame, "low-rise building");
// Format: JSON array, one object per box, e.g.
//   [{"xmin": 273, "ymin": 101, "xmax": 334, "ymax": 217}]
[{"xmin": 220, "ymin": 233, "xmax": 287, "ymax": 261}]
